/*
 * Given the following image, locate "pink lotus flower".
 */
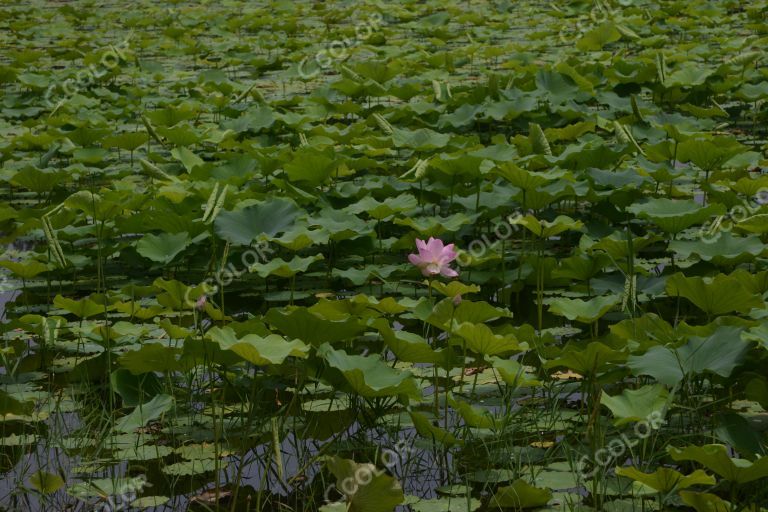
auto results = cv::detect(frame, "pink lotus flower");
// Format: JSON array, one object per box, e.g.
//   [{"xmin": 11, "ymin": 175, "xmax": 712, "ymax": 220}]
[{"xmin": 408, "ymin": 237, "xmax": 458, "ymax": 278}]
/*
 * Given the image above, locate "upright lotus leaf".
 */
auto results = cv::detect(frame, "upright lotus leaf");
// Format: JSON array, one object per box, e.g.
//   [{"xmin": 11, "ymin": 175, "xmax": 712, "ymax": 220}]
[
  {"xmin": 29, "ymin": 471, "xmax": 65, "ymax": 494},
  {"xmin": 489, "ymin": 479, "xmax": 552, "ymax": 509},
  {"xmin": 424, "ymin": 298, "xmax": 512, "ymax": 330},
  {"xmin": 448, "ymin": 394, "xmax": 498, "ymax": 429},
  {"xmin": 265, "ymin": 308, "xmax": 364, "ymax": 346},
  {"xmin": 627, "ymin": 326, "xmax": 750, "ymax": 386},
  {"xmin": 114, "ymin": 394, "xmax": 174, "ymax": 433},
  {"xmin": 0, "ymin": 390, "xmax": 34, "ymax": 417},
  {"xmin": 552, "ymin": 252, "xmax": 611, "ymax": 282},
  {"xmin": 452, "ymin": 321, "xmax": 527, "ymax": 357},
  {"xmin": 677, "ymin": 137, "xmax": 743, "ymax": 172},
  {"xmin": 665, "ymin": 273, "xmax": 763, "ymax": 317},
  {"xmin": 668, "ymin": 444, "xmax": 768, "ymax": 484},
  {"xmin": 528, "ymin": 123, "xmax": 552, "ymax": 156},
  {"xmin": 249, "ymin": 254, "xmax": 324, "ymax": 278},
  {"xmin": 52, "ymin": 295, "xmax": 104, "ymax": 318},
  {"xmin": 430, "ymin": 281, "xmax": 480, "ymax": 299},
  {"xmin": 669, "ymin": 232, "xmax": 765, "ymax": 265},
  {"xmin": 735, "ymin": 214, "xmax": 768, "ymax": 234},
  {"xmin": 170, "ymin": 147, "xmax": 204, "ymax": 172},
  {"xmin": 509, "ymin": 214, "xmax": 583, "ymax": 239},
  {"xmin": 430, "ymin": 153, "xmax": 484, "ymax": 179},
  {"xmin": 615, "ymin": 467, "xmax": 715, "ymax": 493},
  {"xmin": 326, "ymin": 456, "xmax": 404, "ymax": 512},
  {"xmin": 0, "ymin": 260, "xmax": 49, "ymax": 280},
  {"xmin": 373, "ymin": 319, "xmax": 449, "ymax": 365},
  {"xmin": 627, "ymin": 199, "xmax": 726, "ymax": 235},
  {"xmin": 409, "ymin": 410, "xmax": 461, "ymax": 446},
  {"xmin": 395, "ymin": 212, "xmax": 474, "ymax": 237},
  {"xmin": 546, "ymin": 295, "xmax": 621, "ymax": 324},
  {"xmin": 490, "ymin": 357, "xmax": 540, "ymax": 388},
  {"xmin": 535, "ymin": 69, "xmax": 586, "ymax": 104},
  {"xmin": 136, "ymin": 232, "xmax": 190, "ymax": 264},
  {"xmin": 284, "ymin": 146, "xmax": 337, "ymax": 185},
  {"xmin": 492, "ymin": 163, "xmax": 555, "ymax": 190},
  {"xmin": 577, "ymin": 22, "xmax": 622, "ymax": 51},
  {"xmin": 600, "ymin": 384, "xmax": 669, "ymax": 426},
  {"xmin": 679, "ymin": 491, "xmax": 731, "ymax": 512},
  {"xmin": 318, "ymin": 345, "xmax": 421, "ymax": 400},
  {"xmin": 118, "ymin": 344, "xmax": 184, "ymax": 375},
  {"xmin": 587, "ymin": 231, "xmax": 660, "ymax": 260},
  {"xmin": 346, "ymin": 194, "xmax": 418, "ymax": 220},
  {"xmin": 545, "ymin": 341, "xmax": 626, "ymax": 375},
  {"xmin": 206, "ymin": 326, "xmax": 309, "ymax": 365},
  {"xmin": 391, "ymin": 127, "xmax": 450, "ymax": 150},
  {"xmin": 214, "ymin": 198, "xmax": 300, "ymax": 245}
]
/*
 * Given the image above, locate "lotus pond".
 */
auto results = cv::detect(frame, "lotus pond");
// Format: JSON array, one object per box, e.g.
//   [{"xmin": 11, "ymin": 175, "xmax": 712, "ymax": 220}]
[{"xmin": 1, "ymin": 0, "xmax": 768, "ymax": 510}]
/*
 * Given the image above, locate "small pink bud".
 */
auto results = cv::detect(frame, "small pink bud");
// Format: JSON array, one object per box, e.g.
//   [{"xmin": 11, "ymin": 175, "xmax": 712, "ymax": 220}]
[
  {"xmin": 195, "ymin": 295, "xmax": 207, "ymax": 311},
  {"xmin": 452, "ymin": 294, "xmax": 462, "ymax": 306}
]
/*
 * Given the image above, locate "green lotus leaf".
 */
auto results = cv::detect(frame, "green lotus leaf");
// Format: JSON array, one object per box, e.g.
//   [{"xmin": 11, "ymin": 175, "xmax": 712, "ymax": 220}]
[
  {"xmin": 615, "ymin": 466, "xmax": 715, "ymax": 493},
  {"xmin": 600, "ymin": 384, "xmax": 668, "ymax": 426},
  {"xmin": 489, "ymin": 479, "xmax": 552, "ymax": 509},
  {"xmin": 404, "ymin": 496, "xmax": 481, "ymax": 512},
  {"xmin": 374, "ymin": 319, "xmax": 449, "ymax": 365},
  {"xmin": 627, "ymin": 199, "xmax": 725, "ymax": 234},
  {"xmin": 668, "ymin": 444, "xmax": 768, "ymax": 484},
  {"xmin": 409, "ymin": 410, "xmax": 462, "ymax": 446},
  {"xmin": 448, "ymin": 394, "xmax": 498, "ymax": 429},
  {"xmin": 490, "ymin": 357, "xmax": 540, "ymax": 388},
  {"xmin": 214, "ymin": 198, "xmax": 300, "ymax": 245},
  {"xmin": 545, "ymin": 341, "xmax": 626, "ymax": 375},
  {"xmin": 677, "ymin": 137, "xmax": 743, "ymax": 171},
  {"xmin": 162, "ymin": 458, "xmax": 220, "ymax": 476},
  {"xmin": 206, "ymin": 326, "xmax": 309, "ymax": 365},
  {"xmin": 136, "ymin": 232, "xmax": 190, "ymax": 264},
  {"xmin": 170, "ymin": 146, "xmax": 204, "ymax": 172},
  {"xmin": 0, "ymin": 260, "xmax": 49, "ymax": 279},
  {"xmin": 452, "ymin": 321, "xmax": 527, "ymax": 357},
  {"xmin": 102, "ymin": 131, "xmax": 148, "ymax": 151},
  {"xmin": 665, "ymin": 272, "xmax": 763, "ymax": 316},
  {"xmin": 509, "ymin": 214, "xmax": 583, "ymax": 239},
  {"xmin": 326, "ymin": 456, "xmax": 404, "ymax": 512},
  {"xmin": 670, "ymin": 232, "xmax": 765, "ymax": 264},
  {"xmin": 577, "ymin": 22, "xmax": 622, "ymax": 51},
  {"xmin": 679, "ymin": 491, "xmax": 731, "ymax": 512},
  {"xmin": 627, "ymin": 326, "xmax": 750, "ymax": 385},
  {"xmin": 284, "ymin": 146, "xmax": 337, "ymax": 185},
  {"xmin": 346, "ymin": 194, "xmax": 418, "ymax": 220},
  {"xmin": 114, "ymin": 394, "xmax": 174, "ymax": 433},
  {"xmin": 318, "ymin": 344, "xmax": 421, "ymax": 400},
  {"xmin": 249, "ymin": 253, "xmax": 323, "ymax": 278},
  {"xmin": 265, "ymin": 307, "xmax": 364, "ymax": 346},
  {"xmin": 53, "ymin": 295, "xmax": 104, "ymax": 318},
  {"xmin": 118, "ymin": 343, "xmax": 185, "ymax": 375},
  {"xmin": 735, "ymin": 214, "xmax": 768, "ymax": 234},
  {"xmin": 391, "ymin": 127, "xmax": 450, "ymax": 150},
  {"xmin": 29, "ymin": 471, "xmax": 65, "ymax": 494},
  {"xmin": 546, "ymin": 295, "xmax": 620, "ymax": 323}
]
